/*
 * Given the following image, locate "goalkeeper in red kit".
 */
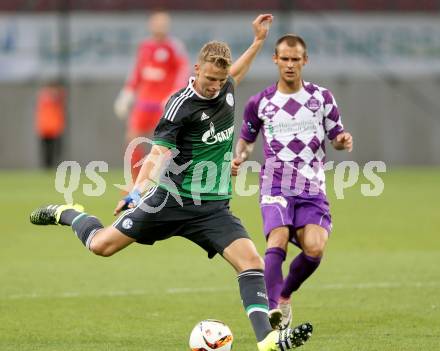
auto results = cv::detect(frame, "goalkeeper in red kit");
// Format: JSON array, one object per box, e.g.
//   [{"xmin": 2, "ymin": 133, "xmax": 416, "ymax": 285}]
[{"xmin": 114, "ymin": 10, "xmax": 189, "ymax": 182}]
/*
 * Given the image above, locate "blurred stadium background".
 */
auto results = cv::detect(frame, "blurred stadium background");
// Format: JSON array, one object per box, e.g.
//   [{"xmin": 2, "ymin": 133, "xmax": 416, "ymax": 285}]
[
  {"xmin": 1, "ymin": 0, "xmax": 440, "ymax": 167},
  {"xmin": 1, "ymin": 1, "xmax": 439, "ymax": 351}
]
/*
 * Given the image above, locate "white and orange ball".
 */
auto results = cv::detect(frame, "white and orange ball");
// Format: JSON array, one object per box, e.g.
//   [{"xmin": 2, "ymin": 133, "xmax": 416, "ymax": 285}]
[{"xmin": 189, "ymin": 319, "xmax": 233, "ymax": 351}]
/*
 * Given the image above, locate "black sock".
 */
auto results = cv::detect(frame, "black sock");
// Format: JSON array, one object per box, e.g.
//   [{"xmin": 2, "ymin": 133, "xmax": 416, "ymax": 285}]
[
  {"xmin": 68, "ymin": 212, "xmax": 103, "ymax": 248},
  {"xmin": 59, "ymin": 209, "xmax": 82, "ymax": 225},
  {"xmin": 237, "ymin": 269, "xmax": 273, "ymax": 342}
]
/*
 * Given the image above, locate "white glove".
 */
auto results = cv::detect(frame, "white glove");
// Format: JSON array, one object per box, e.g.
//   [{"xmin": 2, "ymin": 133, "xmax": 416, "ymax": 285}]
[{"xmin": 114, "ymin": 89, "xmax": 135, "ymax": 120}]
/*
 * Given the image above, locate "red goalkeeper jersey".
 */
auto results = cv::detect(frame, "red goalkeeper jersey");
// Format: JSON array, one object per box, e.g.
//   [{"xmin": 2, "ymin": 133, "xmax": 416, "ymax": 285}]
[{"xmin": 125, "ymin": 37, "xmax": 189, "ymax": 103}]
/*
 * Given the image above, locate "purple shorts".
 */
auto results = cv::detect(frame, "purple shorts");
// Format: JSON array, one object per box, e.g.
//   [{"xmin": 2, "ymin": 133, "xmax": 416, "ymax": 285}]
[{"xmin": 260, "ymin": 193, "xmax": 332, "ymax": 246}]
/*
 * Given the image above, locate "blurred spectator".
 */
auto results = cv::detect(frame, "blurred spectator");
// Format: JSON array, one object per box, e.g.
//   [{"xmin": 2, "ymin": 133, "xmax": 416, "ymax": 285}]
[
  {"xmin": 114, "ymin": 10, "xmax": 189, "ymax": 183},
  {"xmin": 35, "ymin": 80, "xmax": 66, "ymax": 169}
]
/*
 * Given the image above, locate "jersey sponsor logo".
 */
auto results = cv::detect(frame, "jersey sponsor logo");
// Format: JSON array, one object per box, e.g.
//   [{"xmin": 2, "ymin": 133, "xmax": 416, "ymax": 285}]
[
  {"xmin": 202, "ymin": 122, "xmax": 234, "ymax": 145},
  {"xmin": 261, "ymin": 195, "xmax": 288, "ymax": 208},
  {"xmin": 226, "ymin": 93, "xmax": 234, "ymax": 107},
  {"xmin": 200, "ymin": 112, "xmax": 210, "ymax": 121},
  {"xmin": 122, "ymin": 218, "xmax": 133, "ymax": 229},
  {"xmin": 305, "ymin": 97, "xmax": 321, "ymax": 112},
  {"xmin": 267, "ymin": 120, "xmax": 318, "ymax": 135},
  {"xmin": 142, "ymin": 66, "xmax": 166, "ymax": 81}
]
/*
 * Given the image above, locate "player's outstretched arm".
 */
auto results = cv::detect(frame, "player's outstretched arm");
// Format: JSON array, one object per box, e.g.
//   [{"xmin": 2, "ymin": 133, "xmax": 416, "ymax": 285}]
[
  {"xmin": 231, "ymin": 138, "xmax": 256, "ymax": 176},
  {"xmin": 114, "ymin": 144, "xmax": 172, "ymax": 215},
  {"xmin": 230, "ymin": 14, "xmax": 273, "ymax": 86},
  {"xmin": 331, "ymin": 132, "xmax": 353, "ymax": 152}
]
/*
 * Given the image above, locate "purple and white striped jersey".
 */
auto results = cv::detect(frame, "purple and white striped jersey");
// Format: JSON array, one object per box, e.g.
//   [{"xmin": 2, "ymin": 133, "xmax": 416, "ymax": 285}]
[{"xmin": 240, "ymin": 81, "xmax": 344, "ymax": 196}]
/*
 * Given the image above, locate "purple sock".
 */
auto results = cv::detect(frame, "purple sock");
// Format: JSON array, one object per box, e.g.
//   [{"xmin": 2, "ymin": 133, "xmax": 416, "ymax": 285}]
[
  {"xmin": 280, "ymin": 252, "xmax": 321, "ymax": 299},
  {"xmin": 264, "ymin": 247, "xmax": 286, "ymax": 310}
]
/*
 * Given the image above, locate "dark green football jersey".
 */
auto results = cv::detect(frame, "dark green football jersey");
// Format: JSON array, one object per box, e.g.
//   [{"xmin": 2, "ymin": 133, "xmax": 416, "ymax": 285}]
[{"xmin": 153, "ymin": 76, "xmax": 236, "ymax": 201}]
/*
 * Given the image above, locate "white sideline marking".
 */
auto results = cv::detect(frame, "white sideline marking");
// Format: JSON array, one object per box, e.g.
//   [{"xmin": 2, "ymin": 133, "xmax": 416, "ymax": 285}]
[{"xmin": 2, "ymin": 281, "xmax": 439, "ymax": 300}]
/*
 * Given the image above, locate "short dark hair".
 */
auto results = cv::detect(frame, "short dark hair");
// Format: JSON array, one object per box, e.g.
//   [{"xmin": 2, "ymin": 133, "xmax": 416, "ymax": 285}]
[{"xmin": 275, "ymin": 34, "xmax": 307, "ymax": 57}]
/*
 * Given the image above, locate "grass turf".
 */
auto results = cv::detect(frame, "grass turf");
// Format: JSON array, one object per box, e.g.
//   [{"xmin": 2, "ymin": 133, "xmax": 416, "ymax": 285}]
[{"xmin": 0, "ymin": 168, "xmax": 439, "ymax": 350}]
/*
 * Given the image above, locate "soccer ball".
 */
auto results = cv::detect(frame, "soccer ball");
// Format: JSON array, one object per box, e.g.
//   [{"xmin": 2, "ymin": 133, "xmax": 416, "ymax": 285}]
[{"xmin": 189, "ymin": 319, "xmax": 233, "ymax": 351}]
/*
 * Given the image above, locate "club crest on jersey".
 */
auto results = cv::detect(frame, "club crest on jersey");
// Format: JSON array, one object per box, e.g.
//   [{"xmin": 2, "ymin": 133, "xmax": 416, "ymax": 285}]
[
  {"xmin": 262, "ymin": 103, "xmax": 278, "ymax": 117},
  {"xmin": 154, "ymin": 48, "xmax": 170, "ymax": 62},
  {"xmin": 122, "ymin": 218, "xmax": 133, "ymax": 229},
  {"xmin": 305, "ymin": 97, "xmax": 321, "ymax": 112},
  {"xmin": 202, "ymin": 122, "xmax": 234, "ymax": 145},
  {"xmin": 226, "ymin": 93, "xmax": 234, "ymax": 107}
]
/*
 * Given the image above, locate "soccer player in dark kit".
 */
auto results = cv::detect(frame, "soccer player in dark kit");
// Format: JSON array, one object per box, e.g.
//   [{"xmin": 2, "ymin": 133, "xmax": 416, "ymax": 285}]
[{"xmin": 30, "ymin": 16, "xmax": 313, "ymax": 351}]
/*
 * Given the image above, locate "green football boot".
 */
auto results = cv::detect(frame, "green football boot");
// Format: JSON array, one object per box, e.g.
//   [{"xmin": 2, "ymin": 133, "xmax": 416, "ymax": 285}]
[
  {"xmin": 257, "ymin": 322, "xmax": 313, "ymax": 351},
  {"xmin": 30, "ymin": 204, "xmax": 84, "ymax": 225}
]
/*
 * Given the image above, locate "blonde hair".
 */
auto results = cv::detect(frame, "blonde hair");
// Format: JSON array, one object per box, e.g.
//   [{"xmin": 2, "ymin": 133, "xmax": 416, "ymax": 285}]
[{"xmin": 198, "ymin": 41, "xmax": 232, "ymax": 69}]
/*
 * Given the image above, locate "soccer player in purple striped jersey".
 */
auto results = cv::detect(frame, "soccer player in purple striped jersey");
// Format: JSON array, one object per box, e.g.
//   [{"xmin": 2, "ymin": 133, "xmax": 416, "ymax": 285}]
[{"xmin": 232, "ymin": 34, "xmax": 353, "ymax": 329}]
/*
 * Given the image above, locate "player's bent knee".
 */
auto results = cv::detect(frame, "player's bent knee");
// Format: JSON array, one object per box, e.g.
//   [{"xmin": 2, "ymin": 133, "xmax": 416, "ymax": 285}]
[
  {"xmin": 94, "ymin": 249, "xmax": 115, "ymax": 257},
  {"xmin": 301, "ymin": 228, "xmax": 328, "ymax": 258},
  {"xmin": 89, "ymin": 241, "xmax": 116, "ymax": 257},
  {"xmin": 303, "ymin": 244, "xmax": 325, "ymax": 258},
  {"xmin": 267, "ymin": 227, "xmax": 290, "ymax": 249}
]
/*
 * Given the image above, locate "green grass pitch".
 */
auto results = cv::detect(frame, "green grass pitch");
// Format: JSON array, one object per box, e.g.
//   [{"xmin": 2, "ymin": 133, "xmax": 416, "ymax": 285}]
[{"xmin": 0, "ymin": 168, "xmax": 439, "ymax": 350}]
